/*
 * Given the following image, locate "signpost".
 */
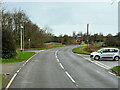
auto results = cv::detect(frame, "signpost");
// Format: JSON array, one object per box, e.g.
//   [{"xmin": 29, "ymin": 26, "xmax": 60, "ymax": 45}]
[
  {"xmin": 28, "ymin": 39, "xmax": 31, "ymax": 49},
  {"xmin": 77, "ymin": 34, "xmax": 82, "ymax": 51}
]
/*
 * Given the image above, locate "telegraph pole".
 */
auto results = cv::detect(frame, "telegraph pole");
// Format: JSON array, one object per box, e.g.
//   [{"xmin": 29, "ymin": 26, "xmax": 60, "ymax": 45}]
[
  {"xmin": 21, "ymin": 10, "xmax": 24, "ymax": 54},
  {"xmin": 21, "ymin": 26, "xmax": 23, "ymax": 52},
  {"xmin": 87, "ymin": 24, "xmax": 89, "ymax": 50},
  {"xmin": 28, "ymin": 39, "xmax": 30, "ymax": 49},
  {"xmin": 23, "ymin": 21, "xmax": 24, "ymax": 54}
]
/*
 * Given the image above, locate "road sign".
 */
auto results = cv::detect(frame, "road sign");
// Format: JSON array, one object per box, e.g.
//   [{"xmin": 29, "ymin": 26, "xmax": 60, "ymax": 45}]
[{"xmin": 76, "ymin": 40, "xmax": 82, "ymax": 45}]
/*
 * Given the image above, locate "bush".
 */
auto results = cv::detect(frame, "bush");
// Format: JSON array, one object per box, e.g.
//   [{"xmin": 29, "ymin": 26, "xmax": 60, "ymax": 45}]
[
  {"xmin": 2, "ymin": 30, "xmax": 16, "ymax": 59},
  {"xmin": 83, "ymin": 45, "xmax": 99, "ymax": 53}
]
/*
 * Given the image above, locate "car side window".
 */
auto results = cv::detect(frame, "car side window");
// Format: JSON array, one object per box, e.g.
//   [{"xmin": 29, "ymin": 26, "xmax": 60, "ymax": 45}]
[
  {"xmin": 102, "ymin": 49, "xmax": 109, "ymax": 53},
  {"xmin": 109, "ymin": 49, "xmax": 115, "ymax": 53},
  {"xmin": 109, "ymin": 49, "xmax": 113, "ymax": 52},
  {"xmin": 113, "ymin": 49, "xmax": 118, "ymax": 52}
]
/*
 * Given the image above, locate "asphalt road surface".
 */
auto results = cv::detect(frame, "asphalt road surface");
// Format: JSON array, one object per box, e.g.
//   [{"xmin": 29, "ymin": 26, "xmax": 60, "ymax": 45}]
[{"xmin": 5, "ymin": 46, "xmax": 119, "ymax": 88}]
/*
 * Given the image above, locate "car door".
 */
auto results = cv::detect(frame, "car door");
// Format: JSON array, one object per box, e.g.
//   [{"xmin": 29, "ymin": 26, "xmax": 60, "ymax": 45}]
[
  {"xmin": 109, "ymin": 49, "xmax": 114, "ymax": 58},
  {"xmin": 112, "ymin": 49, "xmax": 119, "ymax": 57},
  {"xmin": 101, "ymin": 49, "xmax": 113, "ymax": 59}
]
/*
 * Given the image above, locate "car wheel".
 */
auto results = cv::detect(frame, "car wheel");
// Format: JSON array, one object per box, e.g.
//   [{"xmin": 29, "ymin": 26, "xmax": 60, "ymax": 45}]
[
  {"xmin": 114, "ymin": 56, "xmax": 119, "ymax": 61},
  {"xmin": 94, "ymin": 55, "xmax": 100, "ymax": 60}
]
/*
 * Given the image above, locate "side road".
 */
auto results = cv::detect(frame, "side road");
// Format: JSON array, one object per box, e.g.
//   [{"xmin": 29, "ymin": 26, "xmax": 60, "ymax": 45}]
[{"xmin": 76, "ymin": 54, "xmax": 119, "ymax": 69}]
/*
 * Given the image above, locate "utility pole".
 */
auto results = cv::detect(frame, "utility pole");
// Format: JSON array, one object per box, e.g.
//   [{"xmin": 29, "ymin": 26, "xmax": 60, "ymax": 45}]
[
  {"xmin": 21, "ymin": 10, "xmax": 24, "ymax": 54},
  {"xmin": 87, "ymin": 24, "xmax": 89, "ymax": 50},
  {"xmin": 23, "ymin": 20, "xmax": 24, "ymax": 54},
  {"xmin": 28, "ymin": 39, "xmax": 30, "ymax": 49},
  {"xmin": 20, "ymin": 24, "xmax": 24, "ymax": 54},
  {"xmin": 21, "ymin": 25, "xmax": 23, "ymax": 52}
]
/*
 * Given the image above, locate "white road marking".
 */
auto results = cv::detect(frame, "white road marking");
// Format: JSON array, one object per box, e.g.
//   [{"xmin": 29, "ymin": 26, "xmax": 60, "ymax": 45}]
[
  {"xmin": 95, "ymin": 61, "xmax": 111, "ymax": 69},
  {"xmin": 76, "ymin": 54, "xmax": 111, "ymax": 70},
  {"xmin": 57, "ymin": 58, "xmax": 60, "ymax": 62},
  {"xmin": 38, "ymin": 50, "xmax": 44, "ymax": 53},
  {"xmin": 93, "ymin": 61, "xmax": 110, "ymax": 70},
  {"xmin": 108, "ymin": 71, "xmax": 116, "ymax": 76},
  {"xmin": 23, "ymin": 64, "xmax": 25, "ymax": 66},
  {"xmin": 56, "ymin": 50, "xmax": 78, "ymax": 87},
  {"xmin": 17, "ymin": 70, "xmax": 20, "ymax": 73},
  {"xmin": 59, "ymin": 63, "xmax": 64, "ymax": 69},
  {"xmin": 76, "ymin": 84, "xmax": 79, "ymax": 87},
  {"xmin": 65, "ymin": 71, "xmax": 76, "ymax": 83},
  {"xmin": 5, "ymin": 73, "xmax": 17, "ymax": 90},
  {"xmin": 5, "ymin": 50, "xmax": 46, "ymax": 89},
  {"xmin": 26, "ymin": 60, "xmax": 29, "ymax": 63},
  {"xmin": 55, "ymin": 51, "xmax": 58, "ymax": 56},
  {"xmin": 56, "ymin": 55, "xmax": 58, "ymax": 58},
  {"xmin": 19, "ymin": 68, "xmax": 21, "ymax": 70}
]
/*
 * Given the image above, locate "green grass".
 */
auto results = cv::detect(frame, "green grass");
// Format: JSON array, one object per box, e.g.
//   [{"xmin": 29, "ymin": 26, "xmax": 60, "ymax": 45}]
[
  {"xmin": 72, "ymin": 46, "xmax": 91, "ymax": 55},
  {"xmin": 1, "ymin": 45, "xmax": 75, "ymax": 63},
  {"xmin": 0, "ymin": 75, "xmax": 5, "ymax": 88},
  {"xmin": 1, "ymin": 50, "xmax": 35, "ymax": 63},
  {"xmin": 113, "ymin": 66, "xmax": 120, "ymax": 73},
  {"xmin": 72, "ymin": 45, "xmax": 120, "ymax": 55},
  {"xmin": 24, "ymin": 45, "xmax": 68, "ymax": 50},
  {"xmin": 99, "ymin": 46, "xmax": 120, "ymax": 49}
]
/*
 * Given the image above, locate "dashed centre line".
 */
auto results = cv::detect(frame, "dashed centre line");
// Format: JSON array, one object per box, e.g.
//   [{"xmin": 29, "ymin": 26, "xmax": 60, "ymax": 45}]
[
  {"xmin": 55, "ymin": 50, "xmax": 78, "ymax": 87},
  {"xmin": 65, "ymin": 71, "xmax": 76, "ymax": 83}
]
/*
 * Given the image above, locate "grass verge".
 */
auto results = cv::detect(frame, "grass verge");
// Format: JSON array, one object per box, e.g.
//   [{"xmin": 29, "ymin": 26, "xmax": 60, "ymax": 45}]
[
  {"xmin": 24, "ymin": 45, "xmax": 68, "ymax": 50},
  {"xmin": 99, "ymin": 46, "xmax": 120, "ymax": 49},
  {"xmin": 72, "ymin": 46, "xmax": 91, "ymax": 55},
  {"xmin": 0, "ymin": 50, "xmax": 35, "ymax": 63},
  {"xmin": 1, "ymin": 45, "xmax": 75, "ymax": 63},
  {"xmin": 0, "ymin": 75, "xmax": 5, "ymax": 89},
  {"xmin": 112, "ymin": 66, "xmax": 120, "ymax": 76},
  {"xmin": 72, "ymin": 45, "xmax": 120, "ymax": 55}
]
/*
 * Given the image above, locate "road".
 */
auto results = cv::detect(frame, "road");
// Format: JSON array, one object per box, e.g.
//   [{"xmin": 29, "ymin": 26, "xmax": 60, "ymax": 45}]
[{"xmin": 4, "ymin": 46, "xmax": 119, "ymax": 89}]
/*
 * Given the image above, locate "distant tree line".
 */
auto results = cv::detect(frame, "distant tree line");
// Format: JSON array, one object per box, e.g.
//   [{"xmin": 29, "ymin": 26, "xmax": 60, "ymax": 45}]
[{"xmin": 71, "ymin": 32, "xmax": 120, "ymax": 47}]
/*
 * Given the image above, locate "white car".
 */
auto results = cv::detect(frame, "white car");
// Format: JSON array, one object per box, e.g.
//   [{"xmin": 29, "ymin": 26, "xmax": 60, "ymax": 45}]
[{"xmin": 90, "ymin": 48, "xmax": 120, "ymax": 61}]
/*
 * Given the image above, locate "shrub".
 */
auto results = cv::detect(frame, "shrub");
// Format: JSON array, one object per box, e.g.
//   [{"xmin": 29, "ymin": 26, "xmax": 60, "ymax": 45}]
[{"xmin": 2, "ymin": 30, "xmax": 16, "ymax": 59}]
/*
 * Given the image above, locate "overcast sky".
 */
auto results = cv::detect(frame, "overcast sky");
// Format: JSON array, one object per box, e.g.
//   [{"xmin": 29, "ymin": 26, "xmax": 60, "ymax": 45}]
[{"xmin": 3, "ymin": 0, "xmax": 118, "ymax": 36}]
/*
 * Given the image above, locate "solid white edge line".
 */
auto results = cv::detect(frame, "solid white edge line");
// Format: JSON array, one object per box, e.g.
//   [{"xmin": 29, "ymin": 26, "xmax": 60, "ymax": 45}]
[
  {"xmin": 59, "ymin": 63, "xmax": 64, "ymax": 69},
  {"xmin": 78, "ymin": 54, "xmax": 111, "ymax": 70},
  {"xmin": 26, "ymin": 60, "xmax": 29, "ymax": 63},
  {"xmin": 65, "ymin": 71, "xmax": 76, "ymax": 83},
  {"xmin": 93, "ymin": 62, "xmax": 109, "ymax": 70},
  {"xmin": 95, "ymin": 61, "xmax": 111, "ymax": 69},
  {"xmin": 108, "ymin": 71, "xmax": 116, "ymax": 76},
  {"xmin": 5, "ymin": 73, "xmax": 17, "ymax": 90}
]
